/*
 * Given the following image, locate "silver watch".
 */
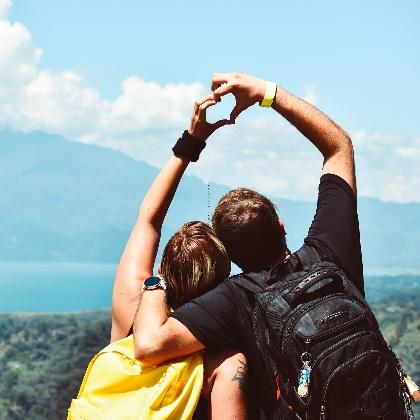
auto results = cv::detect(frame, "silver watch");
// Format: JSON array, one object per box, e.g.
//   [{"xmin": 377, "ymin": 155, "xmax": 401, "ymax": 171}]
[{"xmin": 143, "ymin": 276, "xmax": 166, "ymax": 291}]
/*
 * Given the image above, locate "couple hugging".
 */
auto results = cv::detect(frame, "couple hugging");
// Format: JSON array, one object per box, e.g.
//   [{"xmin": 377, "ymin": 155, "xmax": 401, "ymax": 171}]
[{"xmin": 74, "ymin": 72, "xmax": 412, "ymax": 419}]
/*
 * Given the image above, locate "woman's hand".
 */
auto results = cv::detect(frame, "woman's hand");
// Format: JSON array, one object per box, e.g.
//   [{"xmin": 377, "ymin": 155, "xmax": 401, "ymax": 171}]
[
  {"xmin": 188, "ymin": 94, "xmax": 231, "ymax": 141},
  {"xmin": 405, "ymin": 375, "xmax": 420, "ymax": 402}
]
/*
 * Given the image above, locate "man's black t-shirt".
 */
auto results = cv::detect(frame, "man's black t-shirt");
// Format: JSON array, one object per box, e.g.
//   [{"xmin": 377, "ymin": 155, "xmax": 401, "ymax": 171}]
[{"xmin": 171, "ymin": 173, "xmax": 363, "ymax": 418}]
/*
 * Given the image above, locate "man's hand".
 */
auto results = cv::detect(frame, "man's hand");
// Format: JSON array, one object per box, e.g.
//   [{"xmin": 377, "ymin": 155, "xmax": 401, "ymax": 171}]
[
  {"xmin": 211, "ymin": 72, "xmax": 267, "ymax": 122},
  {"xmin": 405, "ymin": 375, "xmax": 420, "ymax": 402},
  {"xmin": 188, "ymin": 94, "xmax": 231, "ymax": 141}
]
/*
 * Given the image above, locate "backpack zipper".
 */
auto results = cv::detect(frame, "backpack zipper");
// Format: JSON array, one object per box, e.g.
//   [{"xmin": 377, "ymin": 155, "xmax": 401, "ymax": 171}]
[
  {"xmin": 310, "ymin": 330, "xmax": 377, "ymax": 371},
  {"xmin": 280, "ymin": 293, "xmax": 356, "ymax": 359},
  {"xmin": 258, "ymin": 266, "xmax": 342, "ymax": 340},
  {"xmin": 307, "ymin": 331, "xmax": 378, "ymax": 420},
  {"xmin": 319, "ymin": 350, "xmax": 381, "ymax": 420}
]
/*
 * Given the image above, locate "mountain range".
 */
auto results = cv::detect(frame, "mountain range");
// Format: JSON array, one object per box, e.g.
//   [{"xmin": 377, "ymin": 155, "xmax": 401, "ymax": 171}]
[{"xmin": 1, "ymin": 130, "xmax": 419, "ymax": 269}]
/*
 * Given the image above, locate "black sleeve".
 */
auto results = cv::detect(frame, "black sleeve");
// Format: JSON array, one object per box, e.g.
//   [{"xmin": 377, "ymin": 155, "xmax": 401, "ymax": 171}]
[
  {"xmin": 305, "ymin": 173, "xmax": 364, "ymax": 295},
  {"xmin": 169, "ymin": 282, "xmax": 240, "ymax": 351}
]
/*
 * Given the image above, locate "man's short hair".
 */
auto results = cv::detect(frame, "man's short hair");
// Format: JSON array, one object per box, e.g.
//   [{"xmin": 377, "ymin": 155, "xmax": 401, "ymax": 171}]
[{"xmin": 212, "ymin": 188, "xmax": 287, "ymax": 272}]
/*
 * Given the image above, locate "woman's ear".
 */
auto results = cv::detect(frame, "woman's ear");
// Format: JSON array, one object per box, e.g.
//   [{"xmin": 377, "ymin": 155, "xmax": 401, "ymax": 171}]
[{"xmin": 157, "ymin": 264, "xmax": 162, "ymax": 274}]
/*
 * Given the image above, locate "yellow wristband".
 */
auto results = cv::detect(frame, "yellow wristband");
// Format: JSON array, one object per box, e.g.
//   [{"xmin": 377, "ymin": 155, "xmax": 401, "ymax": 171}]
[{"xmin": 260, "ymin": 81, "xmax": 277, "ymax": 108}]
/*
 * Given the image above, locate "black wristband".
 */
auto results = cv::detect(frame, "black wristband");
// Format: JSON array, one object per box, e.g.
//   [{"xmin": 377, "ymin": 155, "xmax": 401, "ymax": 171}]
[{"xmin": 172, "ymin": 130, "xmax": 206, "ymax": 162}]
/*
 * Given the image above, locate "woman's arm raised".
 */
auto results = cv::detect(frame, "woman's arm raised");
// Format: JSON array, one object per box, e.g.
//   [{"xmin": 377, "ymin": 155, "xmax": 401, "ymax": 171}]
[
  {"xmin": 110, "ymin": 94, "xmax": 230, "ymax": 342},
  {"xmin": 110, "ymin": 155, "xmax": 190, "ymax": 341}
]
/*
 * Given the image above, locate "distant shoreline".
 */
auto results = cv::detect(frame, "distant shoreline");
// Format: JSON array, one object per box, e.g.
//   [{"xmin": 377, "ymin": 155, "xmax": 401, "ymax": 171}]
[
  {"xmin": 0, "ymin": 261, "xmax": 117, "ymax": 270},
  {"xmin": 0, "ymin": 261, "xmax": 419, "ymax": 313},
  {"xmin": 363, "ymin": 266, "xmax": 420, "ymax": 276},
  {"xmin": 1, "ymin": 261, "xmax": 420, "ymax": 276}
]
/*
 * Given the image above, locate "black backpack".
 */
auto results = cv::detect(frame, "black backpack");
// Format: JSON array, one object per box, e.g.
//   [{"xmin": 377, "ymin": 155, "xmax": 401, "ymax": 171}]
[{"xmin": 230, "ymin": 245, "xmax": 412, "ymax": 420}]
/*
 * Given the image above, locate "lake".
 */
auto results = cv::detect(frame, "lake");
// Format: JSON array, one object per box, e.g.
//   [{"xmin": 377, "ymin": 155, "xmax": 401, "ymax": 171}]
[
  {"xmin": 0, "ymin": 262, "xmax": 117, "ymax": 312},
  {"xmin": 1, "ymin": 262, "xmax": 420, "ymax": 313}
]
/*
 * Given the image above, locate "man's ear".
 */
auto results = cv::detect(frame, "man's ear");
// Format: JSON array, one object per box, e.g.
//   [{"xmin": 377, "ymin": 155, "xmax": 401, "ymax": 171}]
[{"xmin": 278, "ymin": 219, "xmax": 286, "ymax": 236}]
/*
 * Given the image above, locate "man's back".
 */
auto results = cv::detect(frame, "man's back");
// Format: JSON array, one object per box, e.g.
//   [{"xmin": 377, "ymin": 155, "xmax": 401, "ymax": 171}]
[
  {"xmin": 131, "ymin": 73, "xmax": 408, "ymax": 418},
  {"xmin": 171, "ymin": 174, "xmax": 364, "ymax": 417}
]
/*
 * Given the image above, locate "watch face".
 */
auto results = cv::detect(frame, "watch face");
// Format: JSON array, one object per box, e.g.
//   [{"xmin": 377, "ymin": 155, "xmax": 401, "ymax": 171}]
[{"xmin": 144, "ymin": 276, "xmax": 161, "ymax": 288}]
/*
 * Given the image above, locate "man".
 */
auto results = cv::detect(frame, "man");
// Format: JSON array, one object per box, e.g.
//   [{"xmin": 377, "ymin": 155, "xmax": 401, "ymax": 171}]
[{"xmin": 133, "ymin": 72, "xmax": 363, "ymax": 417}]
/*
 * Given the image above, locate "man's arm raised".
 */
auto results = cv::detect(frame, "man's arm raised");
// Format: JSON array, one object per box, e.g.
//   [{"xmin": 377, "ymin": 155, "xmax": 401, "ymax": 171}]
[
  {"xmin": 212, "ymin": 72, "xmax": 356, "ymax": 194},
  {"xmin": 272, "ymin": 84, "xmax": 356, "ymax": 193}
]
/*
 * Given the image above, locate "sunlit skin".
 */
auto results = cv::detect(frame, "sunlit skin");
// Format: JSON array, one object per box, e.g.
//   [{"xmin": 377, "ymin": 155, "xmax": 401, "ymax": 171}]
[{"xmin": 405, "ymin": 376, "xmax": 420, "ymax": 402}]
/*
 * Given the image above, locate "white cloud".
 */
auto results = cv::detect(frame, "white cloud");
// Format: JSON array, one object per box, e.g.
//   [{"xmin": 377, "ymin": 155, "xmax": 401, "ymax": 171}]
[
  {"xmin": 18, "ymin": 70, "xmax": 103, "ymax": 135},
  {"xmin": 0, "ymin": 2, "xmax": 419, "ymax": 203},
  {"xmin": 185, "ymin": 115, "xmax": 322, "ymax": 201},
  {"xmin": 352, "ymin": 130, "xmax": 420, "ymax": 202},
  {"xmin": 0, "ymin": 5, "xmax": 204, "ymax": 155},
  {"xmin": 0, "ymin": 0, "xmax": 11, "ymax": 20},
  {"xmin": 105, "ymin": 77, "xmax": 204, "ymax": 133},
  {"xmin": 0, "ymin": 20, "xmax": 41, "ymax": 90},
  {"xmin": 396, "ymin": 147, "xmax": 420, "ymax": 158},
  {"xmin": 303, "ymin": 84, "xmax": 318, "ymax": 105}
]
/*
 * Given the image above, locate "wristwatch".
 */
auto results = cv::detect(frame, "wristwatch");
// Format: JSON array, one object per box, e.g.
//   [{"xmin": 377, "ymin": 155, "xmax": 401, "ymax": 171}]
[{"xmin": 143, "ymin": 276, "xmax": 166, "ymax": 291}]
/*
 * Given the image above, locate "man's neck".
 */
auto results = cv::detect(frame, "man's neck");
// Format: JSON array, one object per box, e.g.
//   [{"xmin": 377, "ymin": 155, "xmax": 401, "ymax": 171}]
[{"xmin": 270, "ymin": 249, "xmax": 291, "ymax": 267}]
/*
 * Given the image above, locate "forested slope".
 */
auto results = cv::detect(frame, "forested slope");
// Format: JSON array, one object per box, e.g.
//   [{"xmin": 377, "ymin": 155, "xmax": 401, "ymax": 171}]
[
  {"xmin": 0, "ymin": 311, "xmax": 110, "ymax": 419},
  {"xmin": 0, "ymin": 293, "xmax": 419, "ymax": 419}
]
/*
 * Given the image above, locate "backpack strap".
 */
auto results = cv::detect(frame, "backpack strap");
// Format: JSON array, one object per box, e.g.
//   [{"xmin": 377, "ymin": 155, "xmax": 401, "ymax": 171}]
[
  {"xmin": 295, "ymin": 244, "xmax": 321, "ymax": 268},
  {"xmin": 230, "ymin": 272, "xmax": 266, "ymax": 294}
]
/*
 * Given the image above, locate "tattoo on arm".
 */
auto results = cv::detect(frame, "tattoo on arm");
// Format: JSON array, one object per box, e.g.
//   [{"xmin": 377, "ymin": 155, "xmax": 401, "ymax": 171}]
[{"xmin": 231, "ymin": 359, "xmax": 248, "ymax": 391}]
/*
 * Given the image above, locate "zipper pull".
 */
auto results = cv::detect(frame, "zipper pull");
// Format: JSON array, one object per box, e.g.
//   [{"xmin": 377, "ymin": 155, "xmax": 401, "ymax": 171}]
[
  {"xmin": 320, "ymin": 405, "xmax": 326, "ymax": 420},
  {"xmin": 297, "ymin": 360, "xmax": 311, "ymax": 397},
  {"xmin": 298, "ymin": 341, "xmax": 312, "ymax": 398}
]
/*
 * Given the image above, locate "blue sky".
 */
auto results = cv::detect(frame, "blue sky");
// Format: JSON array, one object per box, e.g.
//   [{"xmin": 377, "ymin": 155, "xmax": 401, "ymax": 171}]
[
  {"xmin": 11, "ymin": 0, "xmax": 419, "ymax": 131},
  {"xmin": 2, "ymin": 0, "xmax": 420, "ymax": 202}
]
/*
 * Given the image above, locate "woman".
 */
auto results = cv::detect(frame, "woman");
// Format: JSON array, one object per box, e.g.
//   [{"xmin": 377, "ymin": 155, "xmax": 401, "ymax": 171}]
[{"xmin": 110, "ymin": 94, "xmax": 247, "ymax": 419}]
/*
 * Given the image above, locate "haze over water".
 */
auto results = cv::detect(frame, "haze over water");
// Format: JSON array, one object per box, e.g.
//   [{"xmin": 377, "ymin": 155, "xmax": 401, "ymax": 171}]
[
  {"xmin": 0, "ymin": 262, "xmax": 116, "ymax": 312},
  {"xmin": 1, "ymin": 262, "xmax": 419, "ymax": 313}
]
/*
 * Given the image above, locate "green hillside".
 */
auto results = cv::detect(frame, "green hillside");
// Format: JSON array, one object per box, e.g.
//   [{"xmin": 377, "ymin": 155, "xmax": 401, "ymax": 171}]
[
  {"xmin": 365, "ymin": 275, "xmax": 420, "ymax": 303},
  {"xmin": 0, "ymin": 292, "xmax": 419, "ymax": 419},
  {"xmin": 0, "ymin": 311, "xmax": 111, "ymax": 419}
]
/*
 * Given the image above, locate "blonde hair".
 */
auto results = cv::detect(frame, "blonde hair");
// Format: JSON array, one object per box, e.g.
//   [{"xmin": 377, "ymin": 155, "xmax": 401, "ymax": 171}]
[{"xmin": 161, "ymin": 221, "xmax": 231, "ymax": 309}]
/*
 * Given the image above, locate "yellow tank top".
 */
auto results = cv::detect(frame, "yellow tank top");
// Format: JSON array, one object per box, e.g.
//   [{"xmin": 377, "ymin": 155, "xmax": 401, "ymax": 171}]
[{"xmin": 68, "ymin": 334, "xmax": 203, "ymax": 420}]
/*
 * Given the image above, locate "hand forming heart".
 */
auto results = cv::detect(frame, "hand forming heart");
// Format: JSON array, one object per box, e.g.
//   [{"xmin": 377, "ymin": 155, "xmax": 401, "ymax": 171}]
[
  {"xmin": 205, "ymin": 93, "xmax": 236, "ymax": 125},
  {"xmin": 188, "ymin": 94, "xmax": 232, "ymax": 141},
  {"xmin": 188, "ymin": 73, "xmax": 267, "ymax": 141},
  {"xmin": 211, "ymin": 72, "xmax": 267, "ymax": 122}
]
